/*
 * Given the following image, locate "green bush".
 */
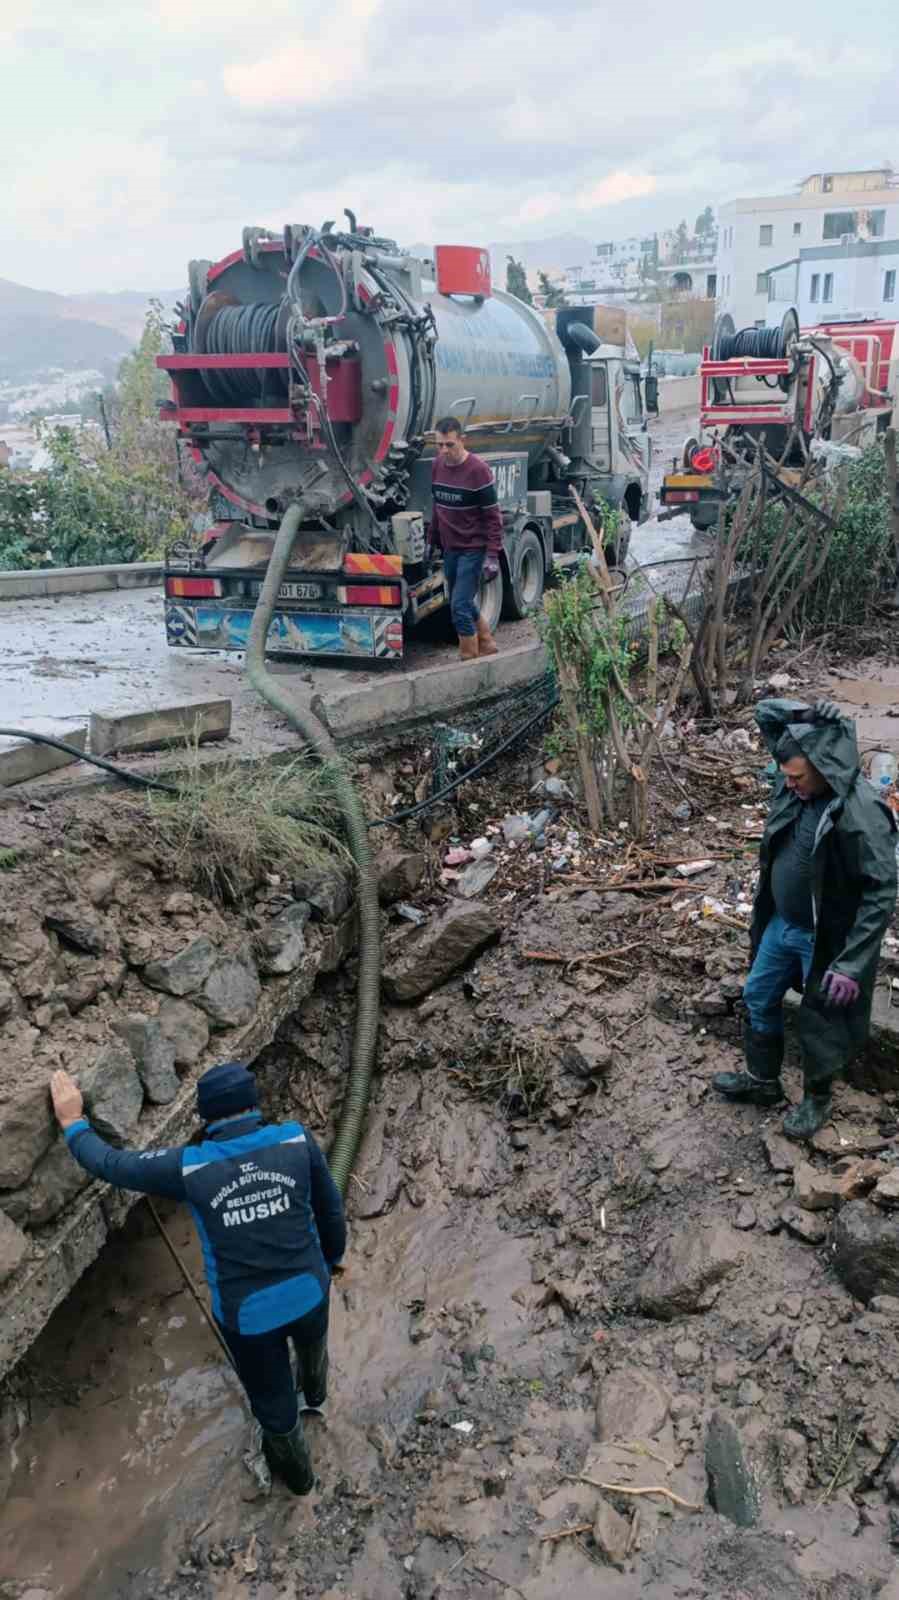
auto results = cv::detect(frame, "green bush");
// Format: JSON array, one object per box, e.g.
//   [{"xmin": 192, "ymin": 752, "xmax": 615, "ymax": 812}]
[
  {"xmin": 741, "ymin": 443, "xmax": 891, "ymax": 630},
  {"xmin": 0, "ymin": 303, "xmax": 203, "ymax": 571}
]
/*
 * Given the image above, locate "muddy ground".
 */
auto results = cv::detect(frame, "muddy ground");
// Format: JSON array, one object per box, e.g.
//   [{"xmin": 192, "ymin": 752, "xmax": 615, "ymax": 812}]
[{"xmin": 5, "ymin": 663, "xmax": 899, "ymax": 1600}]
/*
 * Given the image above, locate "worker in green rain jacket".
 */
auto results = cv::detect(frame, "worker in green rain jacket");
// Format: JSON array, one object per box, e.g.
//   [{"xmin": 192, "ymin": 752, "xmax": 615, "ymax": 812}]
[{"xmin": 714, "ymin": 699, "xmax": 897, "ymax": 1139}]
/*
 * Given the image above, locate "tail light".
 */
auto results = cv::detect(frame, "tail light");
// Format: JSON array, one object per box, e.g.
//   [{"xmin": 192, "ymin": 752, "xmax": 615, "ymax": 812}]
[
  {"xmin": 165, "ymin": 576, "xmax": 223, "ymax": 598},
  {"xmin": 336, "ymin": 585, "xmax": 402, "ymax": 606},
  {"xmin": 688, "ymin": 445, "xmax": 718, "ymax": 473},
  {"xmin": 665, "ymin": 490, "xmax": 700, "ymax": 504}
]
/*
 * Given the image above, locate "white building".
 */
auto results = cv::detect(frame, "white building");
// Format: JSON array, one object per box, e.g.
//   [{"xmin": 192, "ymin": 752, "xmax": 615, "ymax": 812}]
[
  {"xmin": 563, "ymin": 235, "xmax": 656, "ymax": 296},
  {"xmin": 716, "ymin": 169, "xmax": 899, "ymax": 329},
  {"xmin": 766, "ymin": 239, "xmax": 899, "ymax": 327}
]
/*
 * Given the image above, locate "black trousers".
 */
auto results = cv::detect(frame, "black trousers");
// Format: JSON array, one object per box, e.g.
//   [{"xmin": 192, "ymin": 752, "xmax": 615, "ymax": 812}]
[{"xmin": 218, "ymin": 1294, "xmax": 329, "ymax": 1434}]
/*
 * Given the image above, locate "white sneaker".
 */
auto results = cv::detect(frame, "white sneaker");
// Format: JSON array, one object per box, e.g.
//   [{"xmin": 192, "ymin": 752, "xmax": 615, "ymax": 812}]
[{"xmin": 297, "ymin": 1391, "xmax": 326, "ymax": 1417}]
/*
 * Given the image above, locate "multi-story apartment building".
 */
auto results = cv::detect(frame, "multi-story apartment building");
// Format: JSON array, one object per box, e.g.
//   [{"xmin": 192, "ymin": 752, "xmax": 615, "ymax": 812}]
[{"xmin": 716, "ymin": 169, "xmax": 899, "ymax": 328}]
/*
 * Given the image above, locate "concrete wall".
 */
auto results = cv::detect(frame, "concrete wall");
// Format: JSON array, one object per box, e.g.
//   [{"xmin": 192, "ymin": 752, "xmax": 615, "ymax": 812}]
[
  {"xmin": 0, "ymin": 561, "xmax": 163, "ymax": 602},
  {"xmin": 654, "ymin": 374, "xmax": 700, "ymax": 416}
]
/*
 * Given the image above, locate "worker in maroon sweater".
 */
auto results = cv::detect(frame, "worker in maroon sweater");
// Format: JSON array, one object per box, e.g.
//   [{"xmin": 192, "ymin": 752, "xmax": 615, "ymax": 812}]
[{"xmin": 430, "ymin": 416, "xmax": 504, "ymax": 660}]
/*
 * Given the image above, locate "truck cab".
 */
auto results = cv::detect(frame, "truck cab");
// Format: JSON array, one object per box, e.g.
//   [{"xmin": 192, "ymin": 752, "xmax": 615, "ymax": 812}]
[{"xmin": 584, "ymin": 346, "xmax": 652, "ymax": 530}]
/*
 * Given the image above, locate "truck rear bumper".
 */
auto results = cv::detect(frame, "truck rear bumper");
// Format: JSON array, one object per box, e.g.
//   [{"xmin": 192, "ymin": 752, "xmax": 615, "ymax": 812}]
[{"xmin": 165, "ymin": 601, "xmax": 404, "ymax": 659}]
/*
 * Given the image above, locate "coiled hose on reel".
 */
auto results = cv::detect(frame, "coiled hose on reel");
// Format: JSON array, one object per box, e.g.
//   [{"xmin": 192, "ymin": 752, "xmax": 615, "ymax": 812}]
[{"xmin": 245, "ymin": 504, "xmax": 380, "ymax": 1196}]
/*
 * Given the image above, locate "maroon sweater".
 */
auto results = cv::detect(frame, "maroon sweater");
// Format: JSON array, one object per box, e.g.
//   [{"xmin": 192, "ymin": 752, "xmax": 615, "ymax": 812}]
[{"xmin": 430, "ymin": 452, "xmax": 504, "ymax": 555}]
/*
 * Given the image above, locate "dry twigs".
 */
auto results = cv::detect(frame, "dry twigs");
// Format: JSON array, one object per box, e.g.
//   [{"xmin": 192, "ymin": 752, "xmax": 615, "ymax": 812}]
[{"xmin": 564, "ymin": 1474, "xmax": 701, "ymax": 1511}]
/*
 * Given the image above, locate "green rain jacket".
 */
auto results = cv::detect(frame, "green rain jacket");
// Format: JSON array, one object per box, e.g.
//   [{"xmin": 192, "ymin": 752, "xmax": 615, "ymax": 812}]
[{"xmin": 752, "ymin": 699, "xmax": 897, "ymax": 1087}]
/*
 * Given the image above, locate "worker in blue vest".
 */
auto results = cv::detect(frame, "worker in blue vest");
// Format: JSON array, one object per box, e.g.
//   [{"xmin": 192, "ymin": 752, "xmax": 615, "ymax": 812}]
[{"xmin": 50, "ymin": 1061, "xmax": 345, "ymax": 1495}]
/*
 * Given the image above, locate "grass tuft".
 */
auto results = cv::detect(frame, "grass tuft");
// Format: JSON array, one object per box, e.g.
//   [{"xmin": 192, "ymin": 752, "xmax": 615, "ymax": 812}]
[{"xmin": 144, "ymin": 748, "xmax": 350, "ymax": 904}]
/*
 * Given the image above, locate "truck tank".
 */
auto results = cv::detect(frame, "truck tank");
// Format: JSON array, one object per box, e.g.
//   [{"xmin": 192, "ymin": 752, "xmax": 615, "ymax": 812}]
[{"xmin": 163, "ymin": 222, "xmax": 571, "ymax": 525}]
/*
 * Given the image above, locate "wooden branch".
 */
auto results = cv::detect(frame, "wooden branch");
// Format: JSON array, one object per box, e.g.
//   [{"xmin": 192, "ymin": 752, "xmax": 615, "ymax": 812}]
[
  {"xmin": 539, "ymin": 1523, "xmax": 594, "ymax": 1545},
  {"xmin": 564, "ymin": 1475, "xmax": 701, "ymax": 1511}
]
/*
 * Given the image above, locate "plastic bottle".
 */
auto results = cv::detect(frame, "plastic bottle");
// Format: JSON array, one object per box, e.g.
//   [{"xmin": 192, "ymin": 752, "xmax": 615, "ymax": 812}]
[{"xmin": 870, "ymin": 752, "xmax": 898, "ymax": 791}]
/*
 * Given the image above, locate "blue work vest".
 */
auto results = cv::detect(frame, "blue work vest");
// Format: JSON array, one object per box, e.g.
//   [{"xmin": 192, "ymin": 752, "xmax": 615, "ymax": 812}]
[{"xmin": 181, "ymin": 1119, "xmax": 329, "ymax": 1335}]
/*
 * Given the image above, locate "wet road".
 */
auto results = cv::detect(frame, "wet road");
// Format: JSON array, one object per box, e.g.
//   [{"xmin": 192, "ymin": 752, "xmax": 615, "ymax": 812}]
[{"xmin": 0, "ymin": 410, "xmax": 703, "ymax": 754}]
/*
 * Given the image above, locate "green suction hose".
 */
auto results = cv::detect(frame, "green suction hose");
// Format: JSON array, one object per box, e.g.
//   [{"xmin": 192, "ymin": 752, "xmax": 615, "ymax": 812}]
[{"xmin": 245, "ymin": 504, "xmax": 381, "ymax": 1194}]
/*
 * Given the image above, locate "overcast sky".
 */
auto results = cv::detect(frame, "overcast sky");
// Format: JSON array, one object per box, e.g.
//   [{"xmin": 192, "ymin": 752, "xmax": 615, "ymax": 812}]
[{"xmin": 3, "ymin": 0, "xmax": 899, "ymax": 294}]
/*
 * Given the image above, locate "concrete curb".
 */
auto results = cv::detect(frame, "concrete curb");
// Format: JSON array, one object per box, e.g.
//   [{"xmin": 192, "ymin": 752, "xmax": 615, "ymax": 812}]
[
  {"xmin": 312, "ymin": 641, "xmax": 549, "ymax": 741},
  {"xmin": 0, "ymin": 561, "xmax": 163, "ymax": 602}
]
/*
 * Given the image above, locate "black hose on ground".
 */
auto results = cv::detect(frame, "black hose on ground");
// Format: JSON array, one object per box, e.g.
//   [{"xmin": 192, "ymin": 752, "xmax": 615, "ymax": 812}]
[
  {"xmin": 244, "ymin": 504, "xmax": 380, "ymax": 1196},
  {"xmin": 0, "ymin": 730, "xmax": 179, "ymax": 793}
]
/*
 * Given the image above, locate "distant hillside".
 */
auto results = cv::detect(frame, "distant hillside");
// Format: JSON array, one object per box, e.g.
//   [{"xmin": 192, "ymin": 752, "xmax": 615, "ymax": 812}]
[
  {"xmin": 0, "ymin": 311, "xmax": 130, "ymax": 384},
  {"xmin": 0, "ymin": 277, "xmax": 181, "ymax": 388}
]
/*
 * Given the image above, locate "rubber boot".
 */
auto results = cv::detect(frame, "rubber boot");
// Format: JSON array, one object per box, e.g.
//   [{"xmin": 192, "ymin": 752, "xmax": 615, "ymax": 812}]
[
  {"xmin": 458, "ymin": 634, "xmax": 479, "ymax": 661},
  {"xmin": 476, "ymin": 615, "xmax": 499, "ymax": 656},
  {"xmin": 783, "ymin": 1093, "xmax": 832, "ymax": 1142},
  {"xmin": 297, "ymin": 1335, "xmax": 329, "ymax": 1415},
  {"xmin": 262, "ymin": 1418, "xmax": 315, "ymax": 1495},
  {"xmin": 712, "ymin": 1027, "xmax": 784, "ymax": 1106}
]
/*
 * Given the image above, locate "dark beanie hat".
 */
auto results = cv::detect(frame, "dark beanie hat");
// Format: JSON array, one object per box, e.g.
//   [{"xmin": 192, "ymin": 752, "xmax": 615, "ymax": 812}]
[{"xmin": 197, "ymin": 1061, "xmax": 258, "ymax": 1123}]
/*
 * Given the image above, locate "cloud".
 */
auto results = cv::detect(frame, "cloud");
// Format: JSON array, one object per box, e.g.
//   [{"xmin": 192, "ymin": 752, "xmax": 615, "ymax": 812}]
[
  {"xmin": 2, "ymin": 0, "xmax": 898, "ymax": 292},
  {"xmin": 222, "ymin": 0, "xmax": 380, "ymax": 108},
  {"xmin": 576, "ymin": 173, "xmax": 657, "ymax": 209}
]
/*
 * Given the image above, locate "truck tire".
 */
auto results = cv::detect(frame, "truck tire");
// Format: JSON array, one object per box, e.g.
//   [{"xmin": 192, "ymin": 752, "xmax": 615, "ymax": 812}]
[
  {"xmin": 479, "ymin": 567, "xmax": 504, "ymax": 633},
  {"xmin": 504, "ymin": 528, "xmax": 545, "ymax": 620}
]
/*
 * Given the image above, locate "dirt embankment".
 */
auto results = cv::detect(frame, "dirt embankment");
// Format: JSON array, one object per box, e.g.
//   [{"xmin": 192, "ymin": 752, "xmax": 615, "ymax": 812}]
[{"xmin": 5, "ymin": 711, "xmax": 899, "ymax": 1599}]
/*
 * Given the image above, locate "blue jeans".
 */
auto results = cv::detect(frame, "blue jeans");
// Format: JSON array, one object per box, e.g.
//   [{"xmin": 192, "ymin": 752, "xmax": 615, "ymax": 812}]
[
  {"xmin": 218, "ymin": 1294, "xmax": 329, "ymax": 1434},
  {"xmin": 744, "ymin": 913, "xmax": 814, "ymax": 1036},
  {"xmin": 443, "ymin": 548, "xmax": 485, "ymax": 637}
]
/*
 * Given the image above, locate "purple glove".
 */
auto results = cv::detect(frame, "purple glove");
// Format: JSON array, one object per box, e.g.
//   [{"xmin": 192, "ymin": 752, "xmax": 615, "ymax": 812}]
[
  {"xmin": 822, "ymin": 970, "xmax": 860, "ymax": 1007},
  {"xmin": 482, "ymin": 555, "xmax": 500, "ymax": 581}
]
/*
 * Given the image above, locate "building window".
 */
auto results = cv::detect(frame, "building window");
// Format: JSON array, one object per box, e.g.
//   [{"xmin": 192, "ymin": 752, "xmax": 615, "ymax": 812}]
[
  {"xmin": 823, "ymin": 273, "xmax": 834, "ymax": 303},
  {"xmin": 793, "ymin": 221, "xmax": 802, "ymax": 236},
  {"xmin": 810, "ymin": 274, "xmax": 820, "ymax": 303},
  {"xmin": 706, "ymin": 273, "xmax": 717, "ymax": 297},
  {"xmin": 759, "ymin": 225, "xmax": 773, "ymax": 246},
  {"xmin": 821, "ymin": 208, "xmax": 885, "ymax": 241},
  {"xmin": 885, "ymin": 269, "xmax": 897, "ymax": 303},
  {"xmin": 756, "ymin": 272, "xmax": 769, "ymax": 294}
]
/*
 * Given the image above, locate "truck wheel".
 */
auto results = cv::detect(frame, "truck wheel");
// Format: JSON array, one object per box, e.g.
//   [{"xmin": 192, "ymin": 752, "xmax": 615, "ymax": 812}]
[
  {"xmin": 479, "ymin": 567, "xmax": 503, "ymax": 633},
  {"xmin": 504, "ymin": 528, "xmax": 545, "ymax": 620}
]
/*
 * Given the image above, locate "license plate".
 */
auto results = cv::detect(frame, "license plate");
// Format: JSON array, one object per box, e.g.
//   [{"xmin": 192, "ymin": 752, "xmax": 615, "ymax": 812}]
[{"xmin": 251, "ymin": 580, "xmax": 323, "ymax": 601}]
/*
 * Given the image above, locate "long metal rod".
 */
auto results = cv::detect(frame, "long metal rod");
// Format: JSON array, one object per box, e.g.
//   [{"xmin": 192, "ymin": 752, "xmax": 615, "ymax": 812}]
[{"xmin": 147, "ymin": 1199, "xmax": 235, "ymax": 1371}]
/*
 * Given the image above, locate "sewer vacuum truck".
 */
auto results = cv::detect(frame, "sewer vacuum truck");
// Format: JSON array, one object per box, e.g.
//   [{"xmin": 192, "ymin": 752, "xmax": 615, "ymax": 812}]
[{"xmin": 160, "ymin": 213, "xmax": 650, "ymax": 661}]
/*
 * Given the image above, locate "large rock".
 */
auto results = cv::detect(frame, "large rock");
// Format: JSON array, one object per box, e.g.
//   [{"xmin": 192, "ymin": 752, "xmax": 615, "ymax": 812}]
[
  {"xmin": 196, "ymin": 947, "xmax": 261, "ymax": 1029},
  {"xmin": 0, "ymin": 1076, "xmax": 54, "ymax": 1190},
  {"xmin": 832, "ymin": 1200, "xmax": 899, "ymax": 1304},
  {"xmin": 382, "ymin": 902, "xmax": 501, "ymax": 1003},
  {"xmin": 142, "ymin": 935, "xmax": 218, "ymax": 996},
  {"xmin": 43, "ymin": 908, "xmax": 107, "ymax": 955},
  {"xmin": 596, "ymin": 1367, "xmax": 670, "ymax": 1443},
  {"xmin": 291, "ymin": 866, "xmax": 353, "ymax": 923},
  {"xmin": 1, "ymin": 1136, "xmax": 91, "ymax": 1228},
  {"xmin": 80, "ymin": 1046, "xmax": 143, "ymax": 1145},
  {"xmin": 112, "ymin": 1014, "xmax": 179, "ymax": 1104},
  {"xmin": 705, "ymin": 1409, "xmax": 762, "ymax": 1527},
  {"xmin": 636, "ymin": 1223, "xmax": 745, "ymax": 1320},
  {"xmin": 592, "ymin": 1497, "xmax": 631, "ymax": 1569},
  {"xmin": 156, "ymin": 998, "xmax": 210, "ymax": 1067},
  {"xmin": 376, "ymin": 848, "xmax": 426, "ymax": 906},
  {"xmin": 0, "ymin": 1210, "xmax": 28, "ymax": 1284},
  {"xmin": 563, "ymin": 1038, "xmax": 613, "ymax": 1079},
  {"xmin": 255, "ymin": 902, "xmax": 312, "ymax": 977},
  {"xmin": 794, "ymin": 1157, "xmax": 885, "ymax": 1212}
]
